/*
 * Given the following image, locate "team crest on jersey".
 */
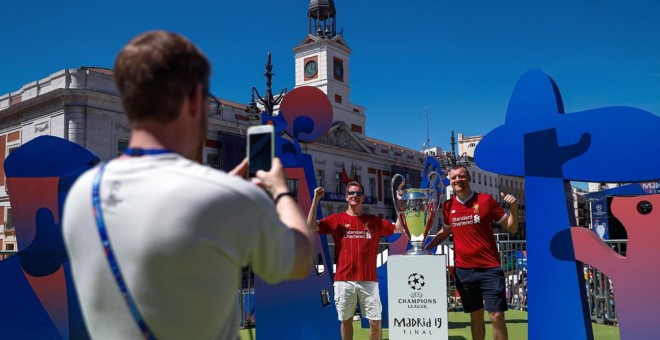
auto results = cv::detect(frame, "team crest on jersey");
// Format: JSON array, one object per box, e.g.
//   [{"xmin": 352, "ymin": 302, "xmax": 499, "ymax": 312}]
[{"xmin": 474, "ymin": 204, "xmax": 481, "ymax": 223}]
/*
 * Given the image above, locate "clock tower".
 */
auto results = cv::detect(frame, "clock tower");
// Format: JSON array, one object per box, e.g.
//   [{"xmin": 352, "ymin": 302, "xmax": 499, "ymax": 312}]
[{"xmin": 294, "ymin": 0, "xmax": 366, "ymax": 135}]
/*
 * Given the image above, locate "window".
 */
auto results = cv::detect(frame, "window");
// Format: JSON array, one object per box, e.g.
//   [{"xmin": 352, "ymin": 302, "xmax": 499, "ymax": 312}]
[
  {"xmin": 472, "ymin": 172, "xmax": 476, "ymax": 183},
  {"xmin": 383, "ymin": 179, "xmax": 392, "ymax": 202},
  {"xmin": 6, "ymin": 243, "xmax": 14, "ymax": 251},
  {"xmin": 478, "ymin": 173, "xmax": 481, "ymax": 185},
  {"xmin": 5, "ymin": 208, "xmax": 13, "ymax": 230},
  {"xmin": 369, "ymin": 178, "xmax": 376, "ymax": 198},
  {"xmin": 335, "ymin": 172, "xmax": 342, "ymax": 194},
  {"xmin": 287, "ymin": 179, "xmax": 299, "ymax": 198},
  {"xmin": 206, "ymin": 153, "xmax": 219, "ymax": 168},
  {"xmin": 316, "ymin": 169, "xmax": 325, "ymax": 188},
  {"xmin": 4, "ymin": 147, "xmax": 18, "ymax": 194}
]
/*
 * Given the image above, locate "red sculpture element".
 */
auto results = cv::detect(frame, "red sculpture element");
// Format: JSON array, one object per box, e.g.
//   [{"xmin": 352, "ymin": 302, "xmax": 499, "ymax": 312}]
[{"xmin": 570, "ymin": 194, "xmax": 660, "ymax": 339}]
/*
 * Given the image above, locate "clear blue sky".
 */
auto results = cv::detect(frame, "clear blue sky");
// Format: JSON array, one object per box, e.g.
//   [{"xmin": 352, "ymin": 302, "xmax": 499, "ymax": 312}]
[{"xmin": 2, "ymin": 0, "xmax": 659, "ymax": 152}]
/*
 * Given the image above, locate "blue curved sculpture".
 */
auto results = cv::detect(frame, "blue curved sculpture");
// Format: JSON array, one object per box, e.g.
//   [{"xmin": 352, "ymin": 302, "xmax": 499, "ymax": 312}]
[
  {"xmin": 1, "ymin": 135, "xmax": 98, "ymax": 339},
  {"xmin": 475, "ymin": 70, "xmax": 660, "ymax": 339}
]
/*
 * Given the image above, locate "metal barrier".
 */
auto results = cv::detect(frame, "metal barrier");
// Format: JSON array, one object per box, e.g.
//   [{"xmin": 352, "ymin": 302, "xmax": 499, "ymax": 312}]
[
  {"xmin": 239, "ymin": 238, "xmax": 625, "ymax": 328},
  {"xmin": 586, "ymin": 239, "xmax": 625, "ymax": 325},
  {"xmin": 499, "ymin": 240, "xmax": 528, "ymax": 312}
]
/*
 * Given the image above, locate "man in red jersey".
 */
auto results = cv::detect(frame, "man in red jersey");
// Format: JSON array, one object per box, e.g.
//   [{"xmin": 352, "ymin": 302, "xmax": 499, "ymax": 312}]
[
  {"xmin": 426, "ymin": 165, "xmax": 519, "ymax": 340},
  {"xmin": 308, "ymin": 181, "xmax": 403, "ymax": 340}
]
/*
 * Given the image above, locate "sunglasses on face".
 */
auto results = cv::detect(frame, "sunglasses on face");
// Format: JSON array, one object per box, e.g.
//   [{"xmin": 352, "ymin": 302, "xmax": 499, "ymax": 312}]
[{"xmin": 347, "ymin": 191, "xmax": 364, "ymax": 196}]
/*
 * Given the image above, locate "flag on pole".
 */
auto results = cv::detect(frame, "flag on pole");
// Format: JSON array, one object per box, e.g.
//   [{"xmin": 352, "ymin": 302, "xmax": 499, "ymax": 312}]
[
  {"xmin": 341, "ymin": 163, "xmax": 349, "ymax": 185},
  {"xmin": 349, "ymin": 163, "xmax": 356, "ymax": 181}
]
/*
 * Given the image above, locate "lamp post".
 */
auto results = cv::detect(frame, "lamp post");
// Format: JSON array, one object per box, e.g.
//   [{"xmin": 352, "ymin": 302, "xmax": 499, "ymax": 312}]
[
  {"xmin": 245, "ymin": 52, "xmax": 288, "ymax": 120},
  {"xmin": 440, "ymin": 130, "xmax": 471, "ymax": 170}
]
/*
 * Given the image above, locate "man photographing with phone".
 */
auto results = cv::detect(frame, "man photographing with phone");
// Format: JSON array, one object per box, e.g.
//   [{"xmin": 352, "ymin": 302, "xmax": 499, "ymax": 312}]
[{"xmin": 62, "ymin": 30, "xmax": 314, "ymax": 339}]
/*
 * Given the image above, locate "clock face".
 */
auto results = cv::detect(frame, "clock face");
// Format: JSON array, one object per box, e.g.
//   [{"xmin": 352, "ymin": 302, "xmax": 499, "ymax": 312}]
[
  {"xmin": 304, "ymin": 60, "xmax": 318, "ymax": 78},
  {"xmin": 333, "ymin": 60, "xmax": 344, "ymax": 79}
]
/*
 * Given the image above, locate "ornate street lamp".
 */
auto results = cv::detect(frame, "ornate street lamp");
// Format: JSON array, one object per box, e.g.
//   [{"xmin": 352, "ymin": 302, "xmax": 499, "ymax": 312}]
[
  {"xmin": 245, "ymin": 52, "xmax": 288, "ymax": 120},
  {"xmin": 440, "ymin": 130, "xmax": 471, "ymax": 170}
]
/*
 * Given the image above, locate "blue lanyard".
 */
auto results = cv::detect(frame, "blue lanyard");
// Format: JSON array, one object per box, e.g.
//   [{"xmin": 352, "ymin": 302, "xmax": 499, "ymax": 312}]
[
  {"xmin": 92, "ymin": 150, "xmax": 172, "ymax": 339},
  {"xmin": 124, "ymin": 148, "xmax": 174, "ymax": 157}
]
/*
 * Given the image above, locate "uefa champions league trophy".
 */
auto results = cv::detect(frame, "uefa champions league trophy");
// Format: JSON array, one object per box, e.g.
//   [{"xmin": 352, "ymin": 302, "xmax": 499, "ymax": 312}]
[{"xmin": 391, "ymin": 172, "xmax": 440, "ymax": 255}]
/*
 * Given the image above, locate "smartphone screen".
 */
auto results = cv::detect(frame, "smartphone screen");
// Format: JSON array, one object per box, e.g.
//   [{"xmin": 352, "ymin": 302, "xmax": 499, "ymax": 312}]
[{"xmin": 248, "ymin": 127, "xmax": 273, "ymax": 178}]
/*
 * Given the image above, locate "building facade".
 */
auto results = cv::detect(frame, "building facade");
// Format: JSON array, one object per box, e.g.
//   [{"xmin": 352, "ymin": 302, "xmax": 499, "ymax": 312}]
[
  {"xmin": 571, "ymin": 186, "xmax": 590, "ymax": 228},
  {"xmin": 457, "ymin": 132, "xmax": 483, "ymax": 158}
]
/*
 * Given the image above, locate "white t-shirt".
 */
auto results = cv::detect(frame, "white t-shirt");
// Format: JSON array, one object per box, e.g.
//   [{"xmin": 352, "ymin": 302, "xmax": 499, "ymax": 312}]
[{"xmin": 63, "ymin": 153, "xmax": 295, "ymax": 339}]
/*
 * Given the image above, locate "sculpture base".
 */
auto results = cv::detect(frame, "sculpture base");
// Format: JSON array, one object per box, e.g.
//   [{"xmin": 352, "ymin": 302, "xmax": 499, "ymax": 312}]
[{"xmin": 388, "ymin": 255, "xmax": 448, "ymax": 339}]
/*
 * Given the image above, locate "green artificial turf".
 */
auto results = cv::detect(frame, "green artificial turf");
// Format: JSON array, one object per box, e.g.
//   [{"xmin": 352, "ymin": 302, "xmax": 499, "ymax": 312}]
[{"xmin": 239, "ymin": 310, "xmax": 620, "ymax": 339}]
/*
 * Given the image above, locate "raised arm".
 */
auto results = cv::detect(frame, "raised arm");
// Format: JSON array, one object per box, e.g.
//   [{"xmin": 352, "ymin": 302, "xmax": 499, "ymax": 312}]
[{"xmin": 307, "ymin": 187, "xmax": 325, "ymax": 232}]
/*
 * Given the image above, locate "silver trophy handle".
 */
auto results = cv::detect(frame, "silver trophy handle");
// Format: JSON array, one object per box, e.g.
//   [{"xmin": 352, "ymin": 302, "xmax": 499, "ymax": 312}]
[
  {"xmin": 426, "ymin": 171, "xmax": 440, "ymax": 189},
  {"xmin": 391, "ymin": 173, "xmax": 406, "ymax": 218},
  {"xmin": 427, "ymin": 171, "xmax": 442, "ymax": 196},
  {"xmin": 425, "ymin": 170, "xmax": 442, "ymax": 232}
]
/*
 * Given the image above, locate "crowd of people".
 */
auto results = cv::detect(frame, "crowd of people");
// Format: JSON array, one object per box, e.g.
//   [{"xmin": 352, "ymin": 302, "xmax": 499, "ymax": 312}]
[
  {"xmin": 506, "ymin": 269, "xmax": 528, "ymax": 311},
  {"xmin": 584, "ymin": 267, "xmax": 617, "ymax": 322}
]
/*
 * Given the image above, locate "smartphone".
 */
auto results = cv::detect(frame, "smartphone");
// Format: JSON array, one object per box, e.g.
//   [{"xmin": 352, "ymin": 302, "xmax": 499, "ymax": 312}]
[{"xmin": 247, "ymin": 124, "xmax": 274, "ymax": 178}]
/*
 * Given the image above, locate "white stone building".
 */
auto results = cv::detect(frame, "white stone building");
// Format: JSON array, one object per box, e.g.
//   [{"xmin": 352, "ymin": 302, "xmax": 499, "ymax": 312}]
[{"xmin": 457, "ymin": 132, "xmax": 483, "ymax": 158}]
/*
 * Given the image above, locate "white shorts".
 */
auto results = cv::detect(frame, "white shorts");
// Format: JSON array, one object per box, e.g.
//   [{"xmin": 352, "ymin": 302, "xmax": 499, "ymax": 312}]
[{"xmin": 333, "ymin": 281, "xmax": 382, "ymax": 321}]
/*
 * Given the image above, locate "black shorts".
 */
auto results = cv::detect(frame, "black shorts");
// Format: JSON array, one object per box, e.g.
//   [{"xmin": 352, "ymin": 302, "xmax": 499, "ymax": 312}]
[{"xmin": 454, "ymin": 267, "xmax": 508, "ymax": 313}]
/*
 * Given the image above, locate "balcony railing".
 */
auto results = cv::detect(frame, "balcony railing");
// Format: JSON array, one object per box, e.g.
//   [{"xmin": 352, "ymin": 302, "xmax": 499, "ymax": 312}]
[{"xmin": 0, "ymin": 250, "xmax": 17, "ymax": 261}]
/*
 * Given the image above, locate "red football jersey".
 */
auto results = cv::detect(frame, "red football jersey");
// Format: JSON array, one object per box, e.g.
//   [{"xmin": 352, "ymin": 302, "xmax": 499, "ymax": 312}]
[
  {"xmin": 318, "ymin": 212, "xmax": 395, "ymax": 281},
  {"xmin": 443, "ymin": 192, "xmax": 506, "ymax": 268}
]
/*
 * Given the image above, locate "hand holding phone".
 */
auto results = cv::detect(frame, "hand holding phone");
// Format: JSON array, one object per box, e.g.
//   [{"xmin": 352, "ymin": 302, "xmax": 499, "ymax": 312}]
[{"xmin": 247, "ymin": 125, "xmax": 274, "ymax": 178}]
